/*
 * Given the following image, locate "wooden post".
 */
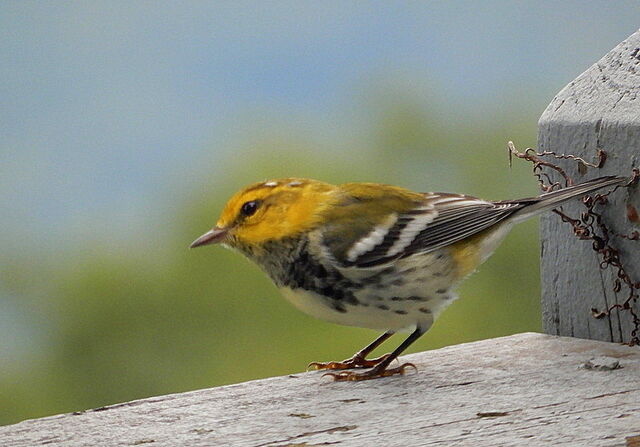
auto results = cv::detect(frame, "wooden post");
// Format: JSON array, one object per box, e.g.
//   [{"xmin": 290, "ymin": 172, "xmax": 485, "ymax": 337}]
[{"xmin": 538, "ymin": 29, "xmax": 640, "ymax": 343}]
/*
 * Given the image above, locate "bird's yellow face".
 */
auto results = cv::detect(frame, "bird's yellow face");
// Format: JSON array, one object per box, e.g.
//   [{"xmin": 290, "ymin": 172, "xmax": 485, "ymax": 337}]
[{"xmin": 191, "ymin": 178, "xmax": 337, "ymax": 251}]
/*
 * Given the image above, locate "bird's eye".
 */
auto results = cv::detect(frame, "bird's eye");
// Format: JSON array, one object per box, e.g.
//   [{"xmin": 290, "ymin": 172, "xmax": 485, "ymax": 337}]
[{"xmin": 240, "ymin": 200, "xmax": 260, "ymax": 217}]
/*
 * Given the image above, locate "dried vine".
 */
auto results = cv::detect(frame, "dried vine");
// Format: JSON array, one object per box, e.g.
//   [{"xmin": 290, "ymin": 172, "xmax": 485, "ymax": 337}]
[{"xmin": 507, "ymin": 141, "xmax": 640, "ymax": 346}]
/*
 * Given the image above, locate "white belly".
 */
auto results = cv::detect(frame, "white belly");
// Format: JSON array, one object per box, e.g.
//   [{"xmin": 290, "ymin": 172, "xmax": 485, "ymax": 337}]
[
  {"xmin": 278, "ymin": 284, "xmax": 451, "ymax": 332},
  {"xmin": 276, "ymin": 248, "xmax": 476, "ymax": 332}
]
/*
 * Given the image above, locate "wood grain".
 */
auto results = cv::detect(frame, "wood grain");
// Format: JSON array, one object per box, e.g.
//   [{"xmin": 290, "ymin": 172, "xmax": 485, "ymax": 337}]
[{"xmin": 1, "ymin": 333, "xmax": 639, "ymax": 446}]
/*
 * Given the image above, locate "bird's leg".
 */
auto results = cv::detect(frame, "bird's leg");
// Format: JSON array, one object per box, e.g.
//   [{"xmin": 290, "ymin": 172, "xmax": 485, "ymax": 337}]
[
  {"xmin": 308, "ymin": 331, "xmax": 395, "ymax": 371},
  {"xmin": 324, "ymin": 327, "xmax": 424, "ymax": 381}
]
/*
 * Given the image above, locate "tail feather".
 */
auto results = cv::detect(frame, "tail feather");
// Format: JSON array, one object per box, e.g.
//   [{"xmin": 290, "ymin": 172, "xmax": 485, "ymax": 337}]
[{"xmin": 508, "ymin": 175, "xmax": 627, "ymax": 223}]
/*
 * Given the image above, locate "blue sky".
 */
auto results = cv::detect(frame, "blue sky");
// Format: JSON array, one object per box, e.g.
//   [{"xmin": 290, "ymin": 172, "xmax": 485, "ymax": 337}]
[{"xmin": 2, "ymin": 1, "xmax": 640, "ymax": 252}]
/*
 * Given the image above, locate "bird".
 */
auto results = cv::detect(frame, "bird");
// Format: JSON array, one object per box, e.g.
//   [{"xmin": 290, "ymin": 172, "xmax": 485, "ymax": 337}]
[{"xmin": 190, "ymin": 175, "xmax": 626, "ymax": 381}]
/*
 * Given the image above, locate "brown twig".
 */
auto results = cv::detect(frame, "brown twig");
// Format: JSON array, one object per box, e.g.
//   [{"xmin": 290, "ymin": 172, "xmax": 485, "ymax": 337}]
[{"xmin": 507, "ymin": 142, "xmax": 639, "ymax": 346}]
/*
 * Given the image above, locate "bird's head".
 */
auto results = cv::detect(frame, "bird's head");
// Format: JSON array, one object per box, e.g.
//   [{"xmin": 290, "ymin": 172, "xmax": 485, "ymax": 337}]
[{"xmin": 190, "ymin": 178, "xmax": 336, "ymax": 253}]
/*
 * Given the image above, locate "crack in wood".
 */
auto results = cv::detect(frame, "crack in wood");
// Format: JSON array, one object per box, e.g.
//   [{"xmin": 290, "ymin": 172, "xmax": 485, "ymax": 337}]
[
  {"xmin": 585, "ymin": 388, "xmax": 640, "ymax": 400},
  {"xmin": 254, "ymin": 425, "xmax": 357, "ymax": 447}
]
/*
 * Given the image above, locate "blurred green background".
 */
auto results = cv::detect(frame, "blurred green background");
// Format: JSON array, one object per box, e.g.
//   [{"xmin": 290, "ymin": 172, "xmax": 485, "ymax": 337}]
[{"xmin": 2, "ymin": 2, "xmax": 640, "ymax": 426}]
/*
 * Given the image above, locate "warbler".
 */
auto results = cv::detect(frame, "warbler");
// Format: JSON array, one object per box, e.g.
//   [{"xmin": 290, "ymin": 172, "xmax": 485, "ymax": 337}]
[{"xmin": 191, "ymin": 175, "xmax": 625, "ymax": 381}]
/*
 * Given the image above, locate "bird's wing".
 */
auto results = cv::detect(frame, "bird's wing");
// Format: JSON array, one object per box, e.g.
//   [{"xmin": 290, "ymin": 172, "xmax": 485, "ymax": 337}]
[{"xmin": 324, "ymin": 193, "xmax": 524, "ymax": 268}]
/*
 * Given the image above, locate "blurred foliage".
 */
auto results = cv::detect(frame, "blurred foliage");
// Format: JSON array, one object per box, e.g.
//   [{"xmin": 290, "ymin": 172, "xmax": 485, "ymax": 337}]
[{"xmin": 0, "ymin": 87, "xmax": 542, "ymax": 425}]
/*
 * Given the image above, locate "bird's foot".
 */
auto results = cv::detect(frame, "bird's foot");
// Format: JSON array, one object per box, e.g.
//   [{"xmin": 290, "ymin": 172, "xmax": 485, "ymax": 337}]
[
  {"xmin": 323, "ymin": 362, "xmax": 417, "ymax": 381},
  {"xmin": 307, "ymin": 353, "xmax": 391, "ymax": 371}
]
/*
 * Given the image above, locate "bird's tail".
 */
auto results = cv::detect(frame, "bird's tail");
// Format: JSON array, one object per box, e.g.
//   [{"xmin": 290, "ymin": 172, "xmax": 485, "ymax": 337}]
[{"xmin": 508, "ymin": 175, "xmax": 628, "ymax": 223}]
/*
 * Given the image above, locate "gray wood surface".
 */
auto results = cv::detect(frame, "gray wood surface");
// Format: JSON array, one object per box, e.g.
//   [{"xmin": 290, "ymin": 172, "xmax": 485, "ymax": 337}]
[
  {"xmin": 1, "ymin": 333, "xmax": 639, "ymax": 447},
  {"xmin": 538, "ymin": 29, "xmax": 640, "ymax": 342}
]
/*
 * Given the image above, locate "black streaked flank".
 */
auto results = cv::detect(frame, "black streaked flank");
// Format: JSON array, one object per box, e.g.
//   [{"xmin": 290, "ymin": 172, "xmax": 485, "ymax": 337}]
[
  {"xmin": 260, "ymin": 238, "xmax": 361, "ymax": 307},
  {"xmin": 361, "ymin": 267, "xmax": 396, "ymax": 285}
]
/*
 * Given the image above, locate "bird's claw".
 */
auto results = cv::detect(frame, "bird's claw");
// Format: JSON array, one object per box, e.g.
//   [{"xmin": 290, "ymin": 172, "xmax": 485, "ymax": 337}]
[
  {"xmin": 322, "ymin": 362, "xmax": 417, "ymax": 381},
  {"xmin": 307, "ymin": 354, "xmax": 391, "ymax": 371}
]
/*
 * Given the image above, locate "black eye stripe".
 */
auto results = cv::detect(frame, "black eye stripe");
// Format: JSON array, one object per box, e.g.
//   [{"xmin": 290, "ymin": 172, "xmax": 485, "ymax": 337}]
[{"xmin": 240, "ymin": 200, "xmax": 260, "ymax": 217}]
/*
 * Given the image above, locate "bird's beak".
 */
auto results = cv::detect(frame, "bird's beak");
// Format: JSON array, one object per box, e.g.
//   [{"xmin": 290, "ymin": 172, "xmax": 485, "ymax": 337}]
[{"xmin": 189, "ymin": 227, "xmax": 228, "ymax": 248}]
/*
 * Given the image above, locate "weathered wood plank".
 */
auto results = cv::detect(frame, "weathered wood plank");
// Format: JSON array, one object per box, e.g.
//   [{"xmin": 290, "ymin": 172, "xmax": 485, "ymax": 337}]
[
  {"xmin": 1, "ymin": 333, "xmax": 638, "ymax": 446},
  {"xmin": 538, "ymin": 29, "xmax": 640, "ymax": 342}
]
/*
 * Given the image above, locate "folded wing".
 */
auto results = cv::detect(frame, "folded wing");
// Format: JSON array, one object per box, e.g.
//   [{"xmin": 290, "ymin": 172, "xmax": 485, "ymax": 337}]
[{"xmin": 341, "ymin": 193, "xmax": 524, "ymax": 268}]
